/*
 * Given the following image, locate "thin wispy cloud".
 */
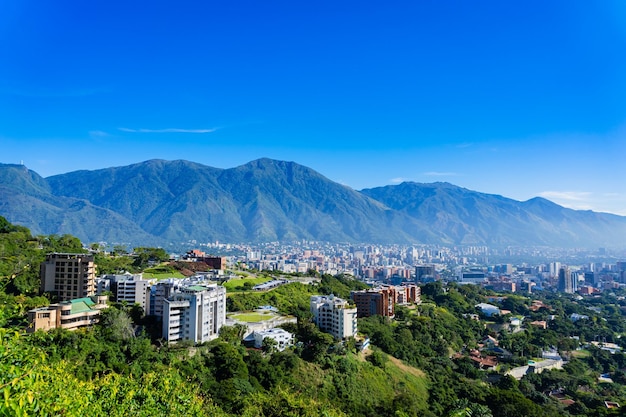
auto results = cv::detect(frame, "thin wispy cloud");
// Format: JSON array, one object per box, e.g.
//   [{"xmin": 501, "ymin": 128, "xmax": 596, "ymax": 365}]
[
  {"xmin": 89, "ymin": 130, "xmax": 109, "ymax": 138},
  {"xmin": 118, "ymin": 127, "xmax": 218, "ymax": 134},
  {"xmin": 539, "ymin": 190, "xmax": 626, "ymax": 215},
  {"xmin": 422, "ymin": 171, "xmax": 459, "ymax": 177},
  {"xmin": 390, "ymin": 177, "xmax": 410, "ymax": 184},
  {"xmin": 539, "ymin": 191, "xmax": 592, "ymax": 201},
  {"xmin": 539, "ymin": 191, "xmax": 598, "ymax": 212}
]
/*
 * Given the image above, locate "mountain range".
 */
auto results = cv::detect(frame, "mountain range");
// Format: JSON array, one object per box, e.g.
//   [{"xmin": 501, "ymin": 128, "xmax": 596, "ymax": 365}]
[{"xmin": 1, "ymin": 158, "xmax": 625, "ymax": 248}]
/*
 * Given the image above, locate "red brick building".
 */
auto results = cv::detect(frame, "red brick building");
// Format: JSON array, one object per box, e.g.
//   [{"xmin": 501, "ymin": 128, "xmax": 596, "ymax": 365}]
[{"xmin": 351, "ymin": 284, "xmax": 420, "ymax": 318}]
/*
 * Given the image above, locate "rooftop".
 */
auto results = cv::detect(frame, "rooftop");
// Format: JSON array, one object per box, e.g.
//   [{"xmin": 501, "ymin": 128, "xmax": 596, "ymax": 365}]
[{"xmin": 62, "ymin": 297, "xmax": 97, "ymax": 314}]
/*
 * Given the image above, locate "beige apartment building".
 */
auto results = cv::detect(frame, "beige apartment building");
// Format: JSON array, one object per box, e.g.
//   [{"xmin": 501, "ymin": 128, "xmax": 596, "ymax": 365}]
[
  {"xmin": 40, "ymin": 253, "xmax": 96, "ymax": 301},
  {"xmin": 27, "ymin": 295, "xmax": 108, "ymax": 333}
]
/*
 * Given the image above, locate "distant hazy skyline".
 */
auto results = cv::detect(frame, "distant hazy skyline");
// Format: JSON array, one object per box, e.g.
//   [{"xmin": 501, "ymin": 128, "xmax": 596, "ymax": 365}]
[{"xmin": 2, "ymin": 1, "xmax": 625, "ymax": 215}]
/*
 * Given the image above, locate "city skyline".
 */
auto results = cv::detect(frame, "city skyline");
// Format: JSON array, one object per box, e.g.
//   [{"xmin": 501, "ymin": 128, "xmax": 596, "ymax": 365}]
[{"xmin": 1, "ymin": 1, "xmax": 625, "ymax": 215}]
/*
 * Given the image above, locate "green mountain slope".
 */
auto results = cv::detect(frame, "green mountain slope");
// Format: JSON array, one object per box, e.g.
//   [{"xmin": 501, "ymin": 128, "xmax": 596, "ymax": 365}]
[
  {"xmin": 0, "ymin": 164, "xmax": 160, "ymax": 244},
  {"xmin": 1, "ymin": 160, "xmax": 625, "ymax": 247},
  {"xmin": 44, "ymin": 158, "xmax": 424, "ymax": 244},
  {"xmin": 361, "ymin": 181, "xmax": 626, "ymax": 247}
]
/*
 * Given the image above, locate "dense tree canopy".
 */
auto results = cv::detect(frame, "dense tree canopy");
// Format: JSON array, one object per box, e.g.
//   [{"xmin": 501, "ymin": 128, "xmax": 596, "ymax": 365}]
[{"xmin": 4, "ymin": 216, "xmax": 626, "ymax": 416}]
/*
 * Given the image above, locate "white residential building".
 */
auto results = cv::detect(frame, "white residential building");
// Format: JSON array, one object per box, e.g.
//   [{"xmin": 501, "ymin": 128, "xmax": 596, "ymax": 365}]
[
  {"xmin": 103, "ymin": 273, "xmax": 152, "ymax": 313},
  {"xmin": 252, "ymin": 328, "xmax": 294, "ymax": 351},
  {"xmin": 310, "ymin": 295, "xmax": 358, "ymax": 340},
  {"xmin": 149, "ymin": 281, "xmax": 178, "ymax": 318},
  {"xmin": 162, "ymin": 284, "xmax": 226, "ymax": 344},
  {"xmin": 475, "ymin": 303, "xmax": 501, "ymax": 317}
]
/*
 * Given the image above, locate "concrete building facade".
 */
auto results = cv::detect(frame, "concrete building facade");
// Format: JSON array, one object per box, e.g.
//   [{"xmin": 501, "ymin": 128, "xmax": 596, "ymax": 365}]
[
  {"xmin": 310, "ymin": 295, "xmax": 357, "ymax": 339},
  {"xmin": 351, "ymin": 288, "xmax": 395, "ymax": 318},
  {"xmin": 149, "ymin": 281, "xmax": 178, "ymax": 318},
  {"xmin": 40, "ymin": 253, "xmax": 96, "ymax": 301},
  {"xmin": 351, "ymin": 284, "xmax": 421, "ymax": 318},
  {"xmin": 558, "ymin": 266, "xmax": 573, "ymax": 293},
  {"xmin": 108, "ymin": 273, "xmax": 152, "ymax": 313},
  {"xmin": 162, "ymin": 284, "xmax": 226, "ymax": 344},
  {"xmin": 394, "ymin": 283, "xmax": 420, "ymax": 304},
  {"xmin": 252, "ymin": 328, "xmax": 294, "ymax": 351},
  {"xmin": 415, "ymin": 265, "xmax": 436, "ymax": 282},
  {"xmin": 27, "ymin": 295, "xmax": 108, "ymax": 333}
]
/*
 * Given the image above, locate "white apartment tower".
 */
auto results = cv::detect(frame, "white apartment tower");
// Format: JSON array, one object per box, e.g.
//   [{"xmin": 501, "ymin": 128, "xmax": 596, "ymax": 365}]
[
  {"xmin": 110, "ymin": 273, "xmax": 152, "ymax": 313},
  {"xmin": 162, "ymin": 284, "xmax": 226, "ymax": 344},
  {"xmin": 310, "ymin": 295, "xmax": 358, "ymax": 340}
]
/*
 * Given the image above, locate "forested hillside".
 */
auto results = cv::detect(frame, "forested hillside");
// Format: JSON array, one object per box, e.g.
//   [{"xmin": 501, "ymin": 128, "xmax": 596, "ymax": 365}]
[
  {"xmin": 4, "ymin": 216, "xmax": 626, "ymax": 416},
  {"xmin": 3, "ymin": 159, "xmax": 626, "ymax": 247}
]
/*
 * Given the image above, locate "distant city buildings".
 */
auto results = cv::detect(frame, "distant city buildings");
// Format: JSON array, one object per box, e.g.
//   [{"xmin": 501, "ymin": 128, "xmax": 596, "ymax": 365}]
[
  {"xmin": 183, "ymin": 250, "xmax": 227, "ymax": 270},
  {"xmin": 558, "ymin": 266, "xmax": 573, "ymax": 294},
  {"xmin": 34, "ymin": 242, "xmax": 626, "ymax": 342},
  {"xmin": 459, "ymin": 269, "xmax": 487, "ymax": 285},
  {"xmin": 415, "ymin": 265, "xmax": 436, "ymax": 282}
]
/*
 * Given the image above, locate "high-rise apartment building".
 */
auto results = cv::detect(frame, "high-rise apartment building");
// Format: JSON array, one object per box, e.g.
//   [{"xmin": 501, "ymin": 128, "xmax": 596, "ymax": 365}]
[
  {"xmin": 149, "ymin": 281, "xmax": 178, "ymax": 318},
  {"xmin": 351, "ymin": 284, "xmax": 420, "ymax": 318},
  {"xmin": 310, "ymin": 295, "xmax": 358, "ymax": 339},
  {"xmin": 107, "ymin": 273, "xmax": 152, "ymax": 314},
  {"xmin": 351, "ymin": 288, "xmax": 395, "ymax": 318},
  {"xmin": 415, "ymin": 265, "xmax": 436, "ymax": 282},
  {"xmin": 395, "ymin": 283, "xmax": 420, "ymax": 304},
  {"xmin": 549, "ymin": 262, "xmax": 561, "ymax": 277},
  {"xmin": 558, "ymin": 266, "xmax": 573, "ymax": 293},
  {"xmin": 162, "ymin": 284, "xmax": 226, "ymax": 344},
  {"xmin": 40, "ymin": 253, "xmax": 96, "ymax": 301}
]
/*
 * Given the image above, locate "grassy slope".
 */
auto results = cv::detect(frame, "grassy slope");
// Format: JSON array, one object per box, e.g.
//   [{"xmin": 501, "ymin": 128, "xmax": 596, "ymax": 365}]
[
  {"xmin": 289, "ymin": 352, "xmax": 429, "ymax": 416},
  {"xmin": 228, "ymin": 312, "xmax": 277, "ymax": 322},
  {"xmin": 223, "ymin": 277, "xmax": 272, "ymax": 291}
]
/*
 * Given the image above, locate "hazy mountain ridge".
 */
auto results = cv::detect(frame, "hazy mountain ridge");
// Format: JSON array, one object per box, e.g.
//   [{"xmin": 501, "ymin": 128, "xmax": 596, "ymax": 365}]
[
  {"xmin": 0, "ymin": 164, "xmax": 159, "ymax": 244},
  {"xmin": 1, "ymin": 160, "xmax": 625, "ymax": 247},
  {"xmin": 361, "ymin": 181, "xmax": 626, "ymax": 247},
  {"xmin": 42, "ymin": 159, "xmax": 422, "ymax": 244}
]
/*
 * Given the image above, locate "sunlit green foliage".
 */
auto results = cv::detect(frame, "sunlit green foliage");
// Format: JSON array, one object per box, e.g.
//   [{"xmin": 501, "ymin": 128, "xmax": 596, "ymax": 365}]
[
  {"xmin": 227, "ymin": 282, "xmax": 318, "ymax": 315},
  {"xmin": 226, "ymin": 274, "xmax": 368, "ymax": 315},
  {"xmin": 6, "ymin": 215, "xmax": 626, "ymax": 416}
]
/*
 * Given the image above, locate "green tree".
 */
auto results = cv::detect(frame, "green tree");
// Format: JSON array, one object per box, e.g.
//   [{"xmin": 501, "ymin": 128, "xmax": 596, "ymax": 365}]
[
  {"xmin": 209, "ymin": 342, "xmax": 249, "ymax": 381},
  {"xmin": 100, "ymin": 307, "xmax": 135, "ymax": 341},
  {"xmin": 262, "ymin": 337, "xmax": 278, "ymax": 354},
  {"xmin": 132, "ymin": 247, "xmax": 169, "ymax": 269},
  {"xmin": 219, "ymin": 324, "xmax": 247, "ymax": 345}
]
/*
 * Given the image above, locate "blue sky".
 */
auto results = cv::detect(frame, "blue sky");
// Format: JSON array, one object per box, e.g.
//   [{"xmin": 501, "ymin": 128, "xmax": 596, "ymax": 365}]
[{"xmin": 1, "ymin": 0, "xmax": 626, "ymax": 214}]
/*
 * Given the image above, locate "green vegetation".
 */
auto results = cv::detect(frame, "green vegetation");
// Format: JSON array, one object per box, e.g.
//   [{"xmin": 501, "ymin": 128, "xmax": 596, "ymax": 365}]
[
  {"xmin": 228, "ymin": 312, "xmax": 275, "ymax": 322},
  {"xmin": 0, "ymin": 217, "xmax": 86, "ymax": 326},
  {"xmin": 0, "ymin": 217, "xmax": 429, "ymax": 416},
  {"xmin": 142, "ymin": 268, "xmax": 186, "ymax": 279},
  {"xmin": 222, "ymin": 276, "xmax": 271, "ymax": 292},
  {"xmin": 3, "ymin": 306, "xmax": 430, "ymax": 417},
  {"xmin": 7, "ymin": 215, "xmax": 626, "ymax": 416},
  {"xmin": 226, "ymin": 274, "xmax": 367, "ymax": 316}
]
